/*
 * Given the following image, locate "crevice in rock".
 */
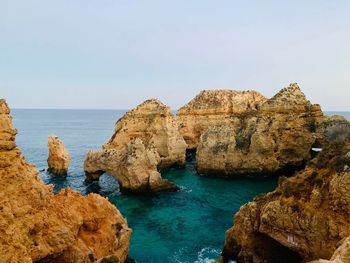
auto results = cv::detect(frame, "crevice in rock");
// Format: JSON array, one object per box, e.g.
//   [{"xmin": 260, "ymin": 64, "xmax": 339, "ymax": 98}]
[{"xmin": 252, "ymin": 233, "xmax": 302, "ymax": 263}]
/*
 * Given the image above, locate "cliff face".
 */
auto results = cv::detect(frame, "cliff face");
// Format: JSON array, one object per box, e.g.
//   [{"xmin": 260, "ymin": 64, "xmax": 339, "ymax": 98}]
[
  {"xmin": 84, "ymin": 99, "xmax": 186, "ymax": 193},
  {"xmin": 182, "ymin": 84, "xmax": 324, "ymax": 176},
  {"xmin": 310, "ymin": 236, "xmax": 350, "ymax": 263},
  {"xmin": 220, "ymin": 133, "xmax": 350, "ymax": 263},
  {"xmin": 47, "ymin": 135, "xmax": 71, "ymax": 176},
  {"xmin": 0, "ymin": 99, "xmax": 132, "ymax": 262},
  {"xmin": 177, "ymin": 90, "xmax": 267, "ymax": 149},
  {"xmin": 106, "ymin": 99, "xmax": 187, "ymax": 168}
]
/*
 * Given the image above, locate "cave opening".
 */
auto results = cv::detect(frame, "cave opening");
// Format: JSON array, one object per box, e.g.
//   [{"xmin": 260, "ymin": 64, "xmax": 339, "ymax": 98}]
[{"xmin": 253, "ymin": 233, "xmax": 302, "ymax": 263}]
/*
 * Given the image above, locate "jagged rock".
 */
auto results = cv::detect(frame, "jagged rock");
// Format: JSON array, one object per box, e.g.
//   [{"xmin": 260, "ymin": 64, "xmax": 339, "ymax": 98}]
[
  {"xmin": 309, "ymin": 236, "xmax": 350, "ymax": 263},
  {"xmin": 105, "ymin": 99, "xmax": 187, "ymax": 168},
  {"xmin": 219, "ymin": 134, "xmax": 350, "ymax": 263},
  {"xmin": 47, "ymin": 134, "xmax": 71, "ymax": 175},
  {"xmin": 191, "ymin": 83, "xmax": 325, "ymax": 176},
  {"xmin": 84, "ymin": 138, "xmax": 178, "ymax": 193},
  {"xmin": 316, "ymin": 115, "xmax": 350, "ymax": 146},
  {"xmin": 0, "ymin": 99, "xmax": 132, "ymax": 262},
  {"xmin": 177, "ymin": 89, "xmax": 267, "ymax": 149},
  {"xmin": 84, "ymin": 99, "xmax": 186, "ymax": 193}
]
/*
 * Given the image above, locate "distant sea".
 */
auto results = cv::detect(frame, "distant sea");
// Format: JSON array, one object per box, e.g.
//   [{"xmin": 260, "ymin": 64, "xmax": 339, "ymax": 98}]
[{"xmin": 11, "ymin": 109, "xmax": 349, "ymax": 263}]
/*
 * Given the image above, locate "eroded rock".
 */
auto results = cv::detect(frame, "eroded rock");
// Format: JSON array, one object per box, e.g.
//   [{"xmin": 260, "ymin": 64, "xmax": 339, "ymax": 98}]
[
  {"xmin": 177, "ymin": 89, "xmax": 267, "ymax": 149},
  {"xmin": 0, "ymin": 99, "xmax": 132, "ymax": 262},
  {"xmin": 84, "ymin": 138, "xmax": 178, "ymax": 193},
  {"xmin": 47, "ymin": 134, "xmax": 71, "ymax": 175},
  {"xmin": 84, "ymin": 99, "xmax": 184, "ymax": 193},
  {"xmin": 309, "ymin": 236, "xmax": 350, "ymax": 263},
  {"xmin": 219, "ymin": 134, "xmax": 350, "ymax": 263},
  {"xmin": 186, "ymin": 83, "xmax": 325, "ymax": 176}
]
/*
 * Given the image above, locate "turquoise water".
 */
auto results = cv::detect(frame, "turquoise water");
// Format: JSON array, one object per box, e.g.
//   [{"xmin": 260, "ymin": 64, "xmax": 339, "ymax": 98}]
[{"xmin": 12, "ymin": 109, "xmax": 348, "ymax": 262}]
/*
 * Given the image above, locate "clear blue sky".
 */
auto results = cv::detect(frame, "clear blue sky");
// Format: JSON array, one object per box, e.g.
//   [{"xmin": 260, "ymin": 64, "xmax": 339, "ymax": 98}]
[{"xmin": 1, "ymin": 1, "xmax": 349, "ymax": 110}]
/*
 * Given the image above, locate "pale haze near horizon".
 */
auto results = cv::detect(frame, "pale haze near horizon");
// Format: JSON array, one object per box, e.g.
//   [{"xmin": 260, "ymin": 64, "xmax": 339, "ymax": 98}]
[{"xmin": 1, "ymin": 1, "xmax": 349, "ymax": 110}]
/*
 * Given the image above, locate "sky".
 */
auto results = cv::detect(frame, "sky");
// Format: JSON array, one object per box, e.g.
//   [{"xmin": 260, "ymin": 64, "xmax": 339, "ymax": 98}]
[{"xmin": 0, "ymin": 1, "xmax": 350, "ymax": 110}]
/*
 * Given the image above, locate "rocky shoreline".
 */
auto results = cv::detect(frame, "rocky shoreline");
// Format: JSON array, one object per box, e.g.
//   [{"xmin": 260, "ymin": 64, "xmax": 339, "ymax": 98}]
[
  {"xmin": 0, "ymin": 99, "xmax": 132, "ymax": 262},
  {"xmin": 219, "ymin": 128, "xmax": 350, "ymax": 263},
  {"xmin": 1, "ymin": 83, "xmax": 350, "ymax": 262}
]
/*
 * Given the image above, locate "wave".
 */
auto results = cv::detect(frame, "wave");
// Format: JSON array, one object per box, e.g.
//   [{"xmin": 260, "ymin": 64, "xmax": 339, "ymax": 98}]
[
  {"xmin": 170, "ymin": 246, "xmax": 221, "ymax": 263},
  {"xmin": 194, "ymin": 247, "xmax": 221, "ymax": 263}
]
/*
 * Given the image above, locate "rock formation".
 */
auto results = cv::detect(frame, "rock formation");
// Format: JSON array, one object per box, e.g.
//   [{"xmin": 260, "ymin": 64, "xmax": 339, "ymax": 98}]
[
  {"xmin": 219, "ymin": 130, "xmax": 350, "ymax": 263},
  {"xmin": 177, "ymin": 89, "xmax": 267, "ymax": 149},
  {"xmin": 85, "ymin": 138, "xmax": 178, "ymax": 193},
  {"xmin": 0, "ymin": 99, "xmax": 132, "ymax": 262},
  {"xmin": 178, "ymin": 83, "xmax": 325, "ymax": 176},
  {"xmin": 310, "ymin": 236, "xmax": 350, "ymax": 263},
  {"xmin": 84, "ymin": 99, "xmax": 186, "ymax": 193},
  {"xmin": 105, "ymin": 99, "xmax": 187, "ymax": 168},
  {"xmin": 47, "ymin": 134, "xmax": 71, "ymax": 176}
]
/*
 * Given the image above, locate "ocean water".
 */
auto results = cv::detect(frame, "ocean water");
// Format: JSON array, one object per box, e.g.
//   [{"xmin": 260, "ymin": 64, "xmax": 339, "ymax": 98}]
[{"xmin": 12, "ymin": 109, "xmax": 348, "ymax": 263}]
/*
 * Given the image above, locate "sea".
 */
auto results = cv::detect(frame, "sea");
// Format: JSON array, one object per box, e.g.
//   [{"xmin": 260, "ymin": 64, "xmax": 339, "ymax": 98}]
[{"xmin": 11, "ymin": 109, "xmax": 349, "ymax": 263}]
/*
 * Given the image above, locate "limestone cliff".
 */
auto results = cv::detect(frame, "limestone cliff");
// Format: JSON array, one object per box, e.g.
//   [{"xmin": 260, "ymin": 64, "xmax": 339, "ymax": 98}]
[
  {"xmin": 47, "ymin": 134, "xmax": 71, "ymax": 176},
  {"xmin": 220, "ymin": 131, "xmax": 350, "ymax": 263},
  {"xmin": 84, "ymin": 99, "xmax": 186, "ymax": 193},
  {"xmin": 106, "ymin": 99, "xmax": 187, "ymax": 168},
  {"xmin": 188, "ymin": 83, "xmax": 325, "ymax": 176},
  {"xmin": 177, "ymin": 89, "xmax": 267, "ymax": 149},
  {"xmin": 0, "ymin": 99, "xmax": 132, "ymax": 262},
  {"xmin": 310, "ymin": 236, "xmax": 350, "ymax": 263}
]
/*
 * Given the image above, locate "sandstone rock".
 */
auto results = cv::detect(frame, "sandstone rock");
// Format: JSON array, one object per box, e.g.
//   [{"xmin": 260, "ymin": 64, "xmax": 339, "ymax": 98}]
[
  {"xmin": 84, "ymin": 99, "xmax": 185, "ymax": 193},
  {"xmin": 84, "ymin": 138, "xmax": 178, "ymax": 193},
  {"xmin": 0, "ymin": 99, "xmax": 132, "ymax": 262},
  {"xmin": 177, "ymin": 89, "xmax": 267, "ymax": 149},
  {"xmin": 316, "ymin": 115, "xmax": 350, "ymax": 146},
  {"xmin": 192, "ymin": 83, "xmax": 325, "ymax": 176},
  {"xmin": 220, "ymin": 134, "xmax": 350, "ymax": 263},
  {"xmin": 106, "ymin": 99, "xmax": 187, "ymax": 168},
  {"xmin": 47, "ymin": 134, "xmax": 71, "ymax": 175},
  {"xmin": 309, "ymin": 236, "xmax": 350, "ymax": 263}
]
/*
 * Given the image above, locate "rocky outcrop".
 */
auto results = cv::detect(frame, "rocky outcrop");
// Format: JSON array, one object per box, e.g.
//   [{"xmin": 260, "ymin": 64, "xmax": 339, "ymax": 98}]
[
  {"xmin": 84, "ymin": 99, "xmax": 185, "ymax": 193},
  {"xmin": 106, "ymin": 99, "xmax": 187, "ymax": 168},
  {"xmin": 177, "ymin": 89, "xmax": 267, "ymax": 149},
  {"xmin": 47, "ymin": 134, "xmax": 71, "ymax": 175},
  {"xmin": 219, "ymin": 130, "xmax": 350, "ymax": 263},
  {"xmin": 310, "ymin": 236, "xmax": 350, "ymax": 263},
  {"xmin": 0, "ymin": 99, "xmax": 132, "ymax": 262},
  {"xmin": 84, "ymin": 138, "xmax": 178, "ymax": 193},
  {"xmin": 185, "ymin": 83, "xmax": 325, "ymax": 176}
]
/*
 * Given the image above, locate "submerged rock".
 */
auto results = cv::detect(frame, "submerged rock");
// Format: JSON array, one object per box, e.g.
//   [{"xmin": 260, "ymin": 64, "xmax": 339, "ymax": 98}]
[
  {"xmin": 219, "ymin": 131, "xmax": 350, "ymax": 262},
  {"xmin": 84, "ymin": 99, "xmax": 185, "ymax": 193},
  {"xmin": 47, "ymin": 134, "xmax": 71, "ymax": 175},
  {"xmin": 179, "ymin": 83, "xmax": 325, "ymax": 176},
  {"xmin": 0, "ymin": 99, "xmax": 132, "ymax": 262}
]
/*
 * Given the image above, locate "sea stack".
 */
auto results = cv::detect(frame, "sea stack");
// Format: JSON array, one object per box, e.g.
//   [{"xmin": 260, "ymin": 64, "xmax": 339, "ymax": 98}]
[
  {"xmin": 84, "ymin": 99, "xmax": 186, "ymax": 193},
  {"xmin": 47, "ymin": 134, "xmax": 71, "ymax": 175},
  {"xmin": 0, "ymin": 99, "xmax": 132, "ymax": 262},
  {"xmin": 177, "ymin": 83, "xmax": 325, "ymax": 176}
]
